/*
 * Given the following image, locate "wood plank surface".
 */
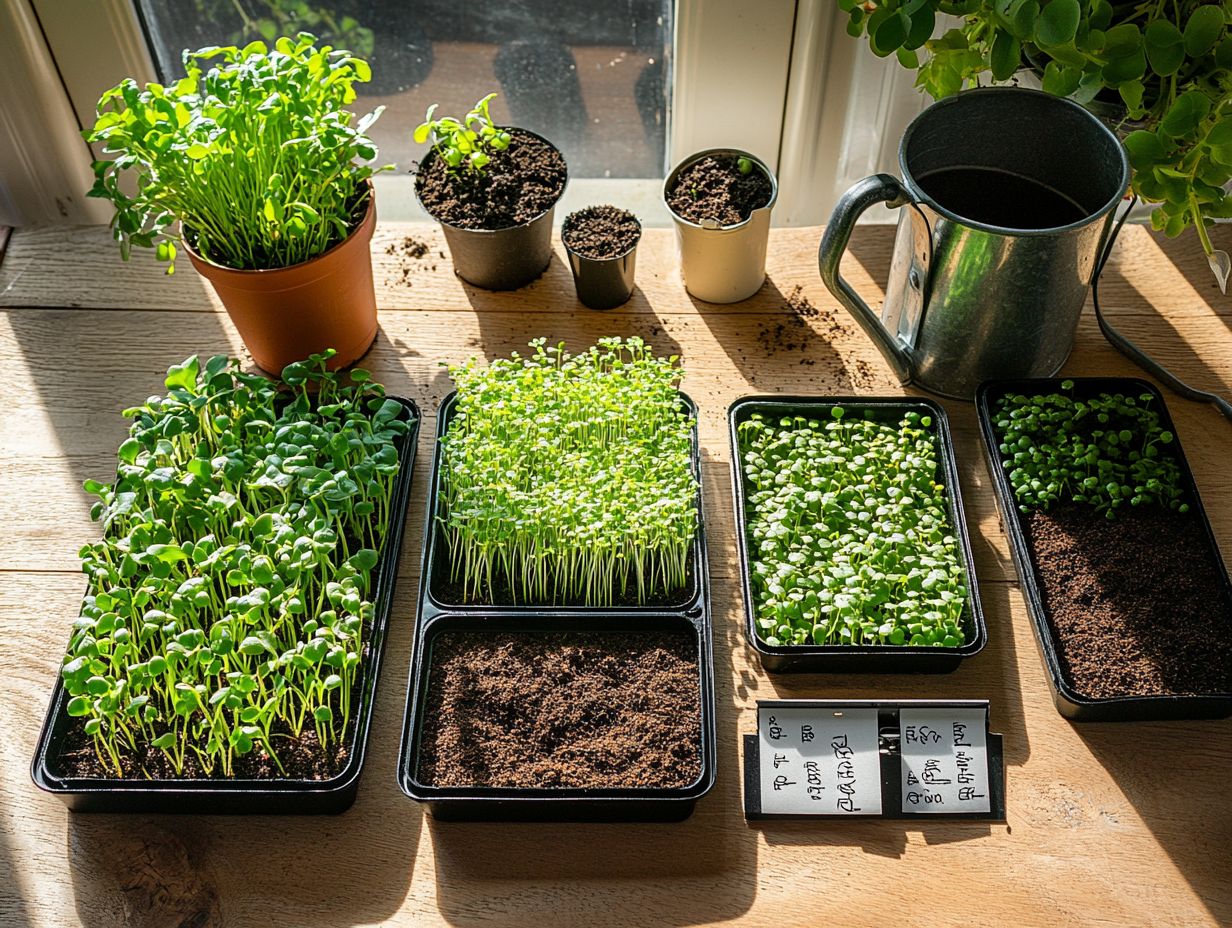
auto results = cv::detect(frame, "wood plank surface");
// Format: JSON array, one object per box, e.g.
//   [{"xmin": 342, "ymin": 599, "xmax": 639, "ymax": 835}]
[{"xmin": 1, "ymin": 222, "xmax": 1229, "ymax": 928}]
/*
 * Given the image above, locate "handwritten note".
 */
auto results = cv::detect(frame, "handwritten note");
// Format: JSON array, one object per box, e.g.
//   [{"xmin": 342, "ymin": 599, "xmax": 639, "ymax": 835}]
[
  {"xmin": 757, "ymin": 706, "xmax": 882, "ymax": 815},
  {"xmin": 899, "ymin": 707, "xmax": 990, "ymax": 814}
]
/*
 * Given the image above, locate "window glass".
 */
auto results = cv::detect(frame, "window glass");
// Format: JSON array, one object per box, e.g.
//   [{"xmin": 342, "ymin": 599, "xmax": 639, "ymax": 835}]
[{"xmin": 136, "ymin": 1, "xmax": 672, "ymax": 179}]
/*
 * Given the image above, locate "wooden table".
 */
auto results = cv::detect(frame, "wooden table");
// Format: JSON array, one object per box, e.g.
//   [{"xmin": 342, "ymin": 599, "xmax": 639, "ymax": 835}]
[{"xmin": 1, "ymin": 221, "xmax": 1229, "ymax": 928}]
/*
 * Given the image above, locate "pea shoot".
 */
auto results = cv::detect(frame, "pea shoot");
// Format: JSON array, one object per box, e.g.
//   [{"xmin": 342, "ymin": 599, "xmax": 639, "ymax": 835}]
[
  {"xmin": 439, "ymin": 337, "xmax": 697, "ymax": 606},
  {"xmin": 65, "ymin": 352, "xmax": 410, "ymax": 778},
  {"xmin": 993, "ymin": 383, "xmax": 1188, "ymax": 520},
  {"xmin": 738, "ymin": 409, "xmax": 968, "ymax": 649}
]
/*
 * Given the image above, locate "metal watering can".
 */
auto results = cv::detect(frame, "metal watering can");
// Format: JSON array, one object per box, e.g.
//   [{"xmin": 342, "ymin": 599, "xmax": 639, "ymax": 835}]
[{"xmin": 819, "ymin": 88, "xmax": 1130, "ymax": 399}]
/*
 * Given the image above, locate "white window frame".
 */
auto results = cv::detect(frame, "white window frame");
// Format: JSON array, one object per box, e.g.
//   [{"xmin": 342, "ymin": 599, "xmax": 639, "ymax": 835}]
[{"xmin": 2, "ymin": 0, "xmax": 924, "ymax": 228}]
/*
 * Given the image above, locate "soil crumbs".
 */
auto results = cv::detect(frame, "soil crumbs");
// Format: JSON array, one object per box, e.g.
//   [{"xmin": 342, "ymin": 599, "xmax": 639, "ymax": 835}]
[
  {"xmin": 415, "ymin": 128, "xmax": 566, "ymax": 230},
  {"xmin": 418, "ymin": 631, "xmax": 703, "ymax": 789},
  {"xmin": 1027, "ymin": 504, "xmax": 1232, "ymax": 699},
  {"xmin": 384, "ymin": 235, "xmax": 441, "ymax": 286},
  {"xmin": 562, "ymin": 205, "xmax": 641, "ymax": 259},
  {"xmin": 667, "ymin": 155, "xmax": 772, "ymax": 226}
]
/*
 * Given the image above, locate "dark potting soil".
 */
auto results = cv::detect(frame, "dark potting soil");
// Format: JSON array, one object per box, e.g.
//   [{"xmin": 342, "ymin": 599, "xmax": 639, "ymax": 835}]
[
  {"xmin": 1026, "ymin": 504, "xmax": 1232, "ymax": 699},
  {"xmin": 415, "ymin": 128, "xmax": 566, "ymax": 230},
  {"xmin": 666, "ymin": 155, "xmax": 772, "ymax": 226},
  {"xmin": 417, "ymin": 630, "xmax": 702, "ymax": 789},
  {"xmin": 562, "ymin": 205, "xmax": 641, "ymax": 259}
]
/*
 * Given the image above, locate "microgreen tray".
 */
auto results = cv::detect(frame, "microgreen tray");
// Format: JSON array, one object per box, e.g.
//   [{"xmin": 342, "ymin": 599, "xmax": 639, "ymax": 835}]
[
  {"xmin": 30, "ymin": 397, "xmax": 420, "ymax": 814},
  {"xmin": 729, "ymin": 395, "xmax": 986, "ymax": 673},
  {"xmin": 976, "ymin": 377, "xmax": 1232, "ymax": 721},
  {"xmin": 398, "ymin": 612, "xmax": 717, "ymax": 821},
  {"xmin": 419, "ymin": 391, "xmax": 706, "ymax": 619}
]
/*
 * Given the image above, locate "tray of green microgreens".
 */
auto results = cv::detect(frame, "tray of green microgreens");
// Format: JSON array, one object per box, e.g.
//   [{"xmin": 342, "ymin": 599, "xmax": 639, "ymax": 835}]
[
  {"xmin": 730, "ymin": 395, "xmax": 985, "ymax": 673},
  {"xmin": 977, "ymin": 377, "xmax": 1232, "ymax": 722},
  {"xmin": 32, "ymin": 352, "xmax": 419, "ymax": 814}
]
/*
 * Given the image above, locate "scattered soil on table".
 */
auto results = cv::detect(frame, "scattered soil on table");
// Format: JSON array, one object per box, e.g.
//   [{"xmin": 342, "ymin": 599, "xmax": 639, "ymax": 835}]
[
  {"xmin": 384, "ymin": 235, "xmax": 438, "ymax": 286},
  {"xmin": 562, "ymin": 205, "xmax": 641, "ymax": 259},
  {"xmin": 1027, "ymin": 504, "xmax": 1232, "ymax": 699},
  {"xmin": 666, "ymin": 155, "xmax": 772, "ymax": 226},
  {"xmin": 415, "ymin": 128, "xmax": 566, "ymax": 230},
  {"xmin": 755, "ymin": 285, "xmax": 844, "ymax": 364},
  {"xmin": 417, "ymin": 630, "xmax": 702, "ymax": 789}
]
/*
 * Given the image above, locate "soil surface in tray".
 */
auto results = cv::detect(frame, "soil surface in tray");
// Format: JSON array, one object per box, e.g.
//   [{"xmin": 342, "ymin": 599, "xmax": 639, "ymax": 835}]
[
  {"xmin": 1027, "ymin": 504, "xmax": 1232, "ymax": 699},
  {"xmin": 417, "ymin": 630, "xmax": 702, "ymax": 789},
  {"xmin": 415, "ymin": 128, "xmax": 566, "ymax": 230},
  {"xmin": 667, "ymin": 155, "xmax": 772, "ymax": 226},
  {"xmin": 562, "ymin": 205, "xmax": 641, "ymax": 259}
]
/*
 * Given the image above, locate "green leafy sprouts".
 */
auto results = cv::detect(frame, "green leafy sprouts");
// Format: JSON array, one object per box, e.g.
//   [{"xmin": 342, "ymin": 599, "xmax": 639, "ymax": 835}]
[
  {"xmin": 439, "ymin": 337, "xmax": 697, "ymax": 606},
  {"xmin": 86, "ymin": 33, "xmax": 388, "ymax": 273},
  {"xmin": 739, "ymin": 408, "xmax": 968, "ymax": 648},
  {"xmin": 65, "ymin": 352, "xmax": 410, "ymax": 778},
  {"xmin": 414, "ymin": 93, "xmax": 511, "ymax": 175},
  {"xmin": 994, "ymin": 382, "xmax": 1188, "ymax": 519},
  {"xmin": 843, "ymin": 0, "xmax": 1232, "ymax": 265}
]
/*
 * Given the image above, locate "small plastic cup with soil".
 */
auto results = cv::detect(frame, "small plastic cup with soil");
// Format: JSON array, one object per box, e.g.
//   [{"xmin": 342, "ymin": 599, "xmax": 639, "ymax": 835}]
[
  {"xmin": 663, "ymin": 148, "xmax": 777, "ymax": 303},
  {"xmin": 414, "ymin": 95, "xmax": 568, "ymax": 290},
  {"xmin": 561, "ymin": 205, "xmax": 642, "ymax": 310}
]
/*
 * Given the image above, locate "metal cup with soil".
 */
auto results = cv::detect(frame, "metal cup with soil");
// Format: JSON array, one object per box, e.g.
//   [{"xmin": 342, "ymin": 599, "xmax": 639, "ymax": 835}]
[
  {"xmin": 561, "ymin": 205, "xmax": 641, "ymax": 310},
  {"xmin": 414, "ymin": 127, "xmax": 568, "ymax": 290},
  {"xmin": 664, "ymin": 149, "xmax": 777, "ymax": 304},
  {"xmin": 977, "ymin": 377, "xmax": 1232, "ymax": 721}
]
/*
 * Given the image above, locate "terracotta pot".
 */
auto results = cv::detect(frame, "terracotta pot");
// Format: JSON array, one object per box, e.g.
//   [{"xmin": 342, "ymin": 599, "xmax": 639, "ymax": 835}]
[{"xmin": 185, "ymin": 190, "xmax": 378, "ymax": 375}]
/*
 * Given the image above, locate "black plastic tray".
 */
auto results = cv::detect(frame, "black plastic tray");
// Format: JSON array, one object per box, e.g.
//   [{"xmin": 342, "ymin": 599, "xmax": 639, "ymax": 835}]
[
  {"xmin": 30, "ymin": 397, "xmax": 421, "ymax": 813},
  {"xmin": 976, "ymin": 377, "xmax": 1232, "ymax": 722},
  {"xmin": 419, "ymin": 391, "xmax": 705, "ymax": 618},
  {"xmin": 398, "ymin": 391, "xmax": 715, "ymax": 820},
  {"xmin": 729, "ymin": 395, "xmax": 986, "ymax": 673}
]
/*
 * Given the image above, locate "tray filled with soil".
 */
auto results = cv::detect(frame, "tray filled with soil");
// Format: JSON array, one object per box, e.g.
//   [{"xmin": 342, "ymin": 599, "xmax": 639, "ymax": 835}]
[
  {"xmin": 414, "ymin": 93, "xmax": 568, "ymax": 290},
  {"xmin": 421, "ymin": 338, "xmax": 705, "ymax": 617},
  {"xmin": 399, "ymin": 337, "xmax": 715, "ymax": 820},
  {"xmin": 729, "ymin": 395, "xmax": 985, "ymax": 673},
  {"xmin": 31, "ymin": 354, "xmax": 420, "ymax": 813},
  {"xmin": 562, "ymin": 205, "xmax": 641, "ymax": 310},
  {"xmin": 976, "ymin": 377, "xmax": 1232, "ymax": 721},
  {"xmin": 400, "ymin": 615, "xmax": 714, "ymax": 821}
]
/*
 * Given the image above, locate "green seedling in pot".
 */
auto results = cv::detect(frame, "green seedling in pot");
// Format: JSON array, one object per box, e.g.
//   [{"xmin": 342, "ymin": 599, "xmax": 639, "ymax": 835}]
[
  {"xmin": 738, "ymin": 408, "xmax": 967, "ymax": 648},
  {"xmin": 414, "ymin": 93, "xmax": 512, "ymax": 175},
  {"xmin": 994, "ymin": 380, "xmax": 1189, "ymax": 519},
  {"xmin": 64, "ymin": 352, "xmax": 410, "ymax": 778},
  {"xmin": 439, "ymin": 336, "xmax": 697, "ymax": 606}
]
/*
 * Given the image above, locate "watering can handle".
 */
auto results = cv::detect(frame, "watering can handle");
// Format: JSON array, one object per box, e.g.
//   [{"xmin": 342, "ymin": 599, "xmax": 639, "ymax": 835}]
[{"xmin": 818, "ymin": 174, "xmax": 916, "ymax": 385}]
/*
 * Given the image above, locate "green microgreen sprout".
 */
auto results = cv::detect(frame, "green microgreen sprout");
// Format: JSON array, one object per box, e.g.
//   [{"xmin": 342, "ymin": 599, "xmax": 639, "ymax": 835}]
[
  {"xmin": 414, "ymin": 93, "xmax": 512, "ymax": 175},
  {"xmin": 993, "ymin": 383, "xmax": 1188, "ymax": 520},
  {"xmin": 737, "ymin": 157, "xmax": 754, "ymax": 175},
  {"xmin": 85, "ymin": 33, "xmax": 389, "ymax": 273},
  {"xmin": 439, "ymin": 337, "xmax": 698, "ymax": 606},
  {"xmin": 64, "ymin": 352, "xmax": 410, "ymax": 779},
  {"xmin": 738, "ymin": 408, "xmax": 968, "ymax": 649}
]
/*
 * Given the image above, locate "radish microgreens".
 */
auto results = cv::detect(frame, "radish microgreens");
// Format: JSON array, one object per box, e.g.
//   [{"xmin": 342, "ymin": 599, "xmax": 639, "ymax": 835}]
[
  {"xmin": 738, "ymin": 409, "xmax": 968, "ymax": 648},
  {"xmin": 413, "ymin": 93, "xmax": 511, "ymax": 175},
  {"xmin": 439, "ymin": 337, "xmax": 697, "ymax": 606},
  {"xmin": 86, "ymin": 33, "xmax": 388, "ymax": 273},
  {"xmin": 994, "ymin": 382, "xmax": 1188, "ymax": 519},
  {"xmin": 65, "ymin": 352, "xmax": 409, "ymax": 778}
]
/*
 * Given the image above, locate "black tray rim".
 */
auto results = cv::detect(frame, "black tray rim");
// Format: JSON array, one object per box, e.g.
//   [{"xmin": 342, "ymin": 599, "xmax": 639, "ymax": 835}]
[
  {"xmin": 975, "ymin": 376, "xmax": 1232, "ymax": 720},
  {"xmin": 419, "ymin": 389, "xmax": 705, "ymax": 617},
  {"xmin": 728, "ymin": 394, "xmax": 988, "ymax": 671},
  {"xmin": 30, "ymin": 395, "xmax": 422, "ymax": 807}
]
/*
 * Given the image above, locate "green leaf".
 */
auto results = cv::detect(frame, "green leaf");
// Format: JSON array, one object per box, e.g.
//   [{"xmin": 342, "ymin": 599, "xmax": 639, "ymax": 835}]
[
  {"xmin": 870, "ymin": 9, "xmax": 910, "ymax": 56},
  {"xmin": 164, "ymin": 356, "xmax": 199, "ymax": 392},
  {"xmin": 1144, "ymin": 19, "xmax": 1186, "ymax": 75},
  {"xmin": 1035, "ymin": 0, "xmax": 1080, "ymax": 46},
  {"xmin": 1160, "ymin": 91, "xmax": 1212, "ymax": 138},
  {"xmin": 990, "ymin": 30, "xmax": 1022, "ymax": 80},
  {"xmin": 1118, "ymin": 80, "xmax": 1145, "ymax": 114},
  {"xmin": 1041, "ymin": 60, "xmax": 1081, "ymax": 96},
  {"xmin": 1184, "ymin": 5, "xmax": 1225, "ymax": 58},
  {"xmin": 1122, "ymin": 130, "xmax": 1165, "ymax": 170},
  {"xmin": 184, "ymin": 142, "xmax": 210, "ymax": 160}
]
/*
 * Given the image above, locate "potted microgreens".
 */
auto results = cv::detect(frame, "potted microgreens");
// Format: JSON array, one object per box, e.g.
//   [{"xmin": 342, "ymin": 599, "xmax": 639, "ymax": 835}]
[
  {"xmin": 663, "ymin": 149, "xmax": 778, "ymax": 303},
  {"xmin": 561, "ymin": 205, "xmax": 642, "ymax": 310},
  {"xmin": 85, "ymin": 34, "xmax": 389, "ymax": 373},
  {"xmin": 843, "ymin": 0, "xmax": 1232, "ymax": 287},
  {"xmin": 730, "ymin": 396, "xmax": 985, "ymax": 673},
  {"xmin": 32, "ymin": 352, "xmax": 419, "ymax": 812},
  {"xmin": 413, "ymin": 93, "xmax": 568, "ymax": 290},
  {"xmin": 978, "ymin": 378, "xmax": 1232, "ymax": 719}
]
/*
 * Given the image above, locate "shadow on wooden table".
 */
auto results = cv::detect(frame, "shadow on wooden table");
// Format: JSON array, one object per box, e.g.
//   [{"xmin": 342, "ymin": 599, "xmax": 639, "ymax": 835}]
[
  {"xmin": 1077, "ymin": 721, "xmax": 1232, "ymax": 925},
  {"xmin": 0, "ymin": 795, "xmax": 32, "ymax": 928}
]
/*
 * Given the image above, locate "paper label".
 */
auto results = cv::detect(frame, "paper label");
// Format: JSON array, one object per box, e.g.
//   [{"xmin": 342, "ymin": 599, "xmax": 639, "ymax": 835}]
[
  {"xmin": 757, "ymin": 706, "xmax": 882, "ymax": 815},
  {"xmin": 899, "ymin": 707, "xmax": 990, "ymax": 814}
]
